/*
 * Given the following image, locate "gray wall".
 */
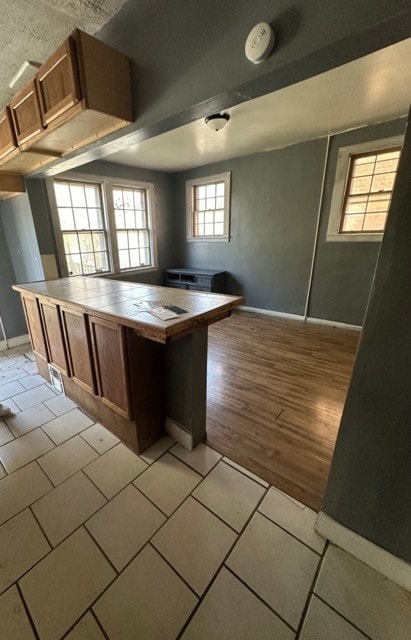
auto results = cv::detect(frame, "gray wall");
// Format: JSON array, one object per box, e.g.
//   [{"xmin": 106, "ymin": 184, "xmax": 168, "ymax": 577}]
[
  {"xmin": 308, "ymin": 118, "xmax": 406, "ymax": 325},
  {"xmin": 173, "ymin": 139, "xmax": 327, "ymax": 315},
  {"xmin": 26, "ymin": 178, "xmax": 58, "ymax": 260},
  {"xmin": 172, "ymin": 119, "xmax": 406, "ymax": 323},
  {"xmin": 0, "ymin": 193, "xmax": 44, "ymax": 284},
  {"xmin": 0, "ymin": 217, "xmax": 27, "ymax": 340},
  {"xmin": 323, "ymin": 111, "xmax": 411, "ymax": 563}
]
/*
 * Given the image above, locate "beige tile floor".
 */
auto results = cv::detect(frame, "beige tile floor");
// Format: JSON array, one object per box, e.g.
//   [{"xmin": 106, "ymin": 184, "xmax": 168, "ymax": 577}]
[{"xmin": 0, "ymin": 343, "xmax": 410, "ymax": 640}]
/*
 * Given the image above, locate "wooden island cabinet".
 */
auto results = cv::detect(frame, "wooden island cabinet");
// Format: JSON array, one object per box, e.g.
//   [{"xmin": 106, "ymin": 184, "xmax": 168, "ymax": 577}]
[{"xmin": 14, "ymin": 277, "xmax": 243, "ymax": 454}]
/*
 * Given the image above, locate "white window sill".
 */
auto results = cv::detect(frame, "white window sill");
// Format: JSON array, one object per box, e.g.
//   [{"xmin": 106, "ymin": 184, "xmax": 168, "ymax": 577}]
[
  {"xmin": 91, "ymin": 266, "xmax": 159, "ymax": 278},
  {"xmin": 186, "ymin": 236, "xmax": 230, "ymax": 243},
  {"xmin": 326, "ymin": 233, "xmax": 383, "ymax": 243}
]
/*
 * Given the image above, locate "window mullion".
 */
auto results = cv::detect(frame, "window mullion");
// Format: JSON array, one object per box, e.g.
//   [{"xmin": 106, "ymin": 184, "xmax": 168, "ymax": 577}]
[{"xmin": 105, "ymin": 181, "xmax": 120, "ymax": 274}]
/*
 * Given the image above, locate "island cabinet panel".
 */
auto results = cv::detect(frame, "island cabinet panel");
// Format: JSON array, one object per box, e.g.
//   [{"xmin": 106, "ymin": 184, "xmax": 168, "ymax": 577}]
[
  {"xmin": 39, "ymin": 301, "xmax": 69, "ymax": 375},
  {"xmin": 36, "ymin": 37, "xmax": 81, "ymax": 126},
  {"xmin": 60, "ymin": 307, "xmax": 96, "ymax": 394},
  {"xmin": 89, "ymin": 315, "xmax": 132, "ymax": 419},
  {"xmin": 21, "ymin": 295, "xmax": 48, "ymax": 361},
  {"xmin": 9, "ymin": 80, "xmax": 44, "ymax": 146}
]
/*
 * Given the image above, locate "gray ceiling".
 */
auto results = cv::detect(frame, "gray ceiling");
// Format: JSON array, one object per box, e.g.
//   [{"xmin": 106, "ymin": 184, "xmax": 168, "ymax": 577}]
[
  {"xmin": 105, "ymin": 38, "xmax": 411, "ymax": 172},
  {"xmin": 0, "ymin": 0, "xmax": 128, "ymax": 110}
]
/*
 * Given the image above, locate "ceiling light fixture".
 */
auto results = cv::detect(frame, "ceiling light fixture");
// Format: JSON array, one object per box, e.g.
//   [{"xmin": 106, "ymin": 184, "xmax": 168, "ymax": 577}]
[{"xmin": 204, "ymin": 113, "xmax": 230, "ymax": 131}]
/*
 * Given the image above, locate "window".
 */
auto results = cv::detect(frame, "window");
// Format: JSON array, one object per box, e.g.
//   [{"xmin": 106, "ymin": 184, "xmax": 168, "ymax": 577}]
[
  {"xmin": 186, "ymin": 172, "xmax": 231, "ymax": 242},
  {"xmin": 49, "ymin": 175, "xmax": 156, "ymax": 277},
  {"xmin": 113, "ymin": 186, "xmax": 151, "ymax": 269},
  {"xmin": 340, "ymin": 149, "xmax": 401, "ymax": 234},
  {"xmin": 53, "ymin": 180, "xmax": 110, "ymax": 276},
  {"xmin": 327, "ymin": 136, "xmax": 403, "ymax": 242}
]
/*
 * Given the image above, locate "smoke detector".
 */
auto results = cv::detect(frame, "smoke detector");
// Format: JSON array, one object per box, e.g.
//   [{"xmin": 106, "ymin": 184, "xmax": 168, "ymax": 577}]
[
  {"xmin": 245, "ymin": 22, "xmax": 275, "ymax": 64},
  {"xmin": 204, "ymin": 113, "xmax": 230, "ymax": 131}
]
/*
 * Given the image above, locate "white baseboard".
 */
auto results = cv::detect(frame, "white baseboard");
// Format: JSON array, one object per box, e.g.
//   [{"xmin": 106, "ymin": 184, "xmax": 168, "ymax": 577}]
[
  {"xmin": 0, "ymin": 333, "xmax": 30, "ymax": 352},
  {"xmin": 307, "ymin": 317, "xmax": 362, "ymax": 331},
  {"xmin": 165, "ymin": 418, "xmax": 193, "ymax": 451},
  {"xmin": 315, "ymin": 512, "xmax": 411, "ymax": 592},
  {"xmin": 238, "ymin": 305, "xmax": 304, "ymax": 321},
  {"xmin": 237, "ymin": 305, "xmax": 362, "ymax": 331}
]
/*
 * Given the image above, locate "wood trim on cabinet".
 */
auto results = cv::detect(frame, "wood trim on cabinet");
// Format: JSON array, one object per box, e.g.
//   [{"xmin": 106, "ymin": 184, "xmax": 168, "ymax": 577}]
[
  {"xmin": 9, "ymin": 80, "xmax": 44, "ymax": 145},
  {"xmin": 0, "ymin": 107, "xmax": 18, "ymax": 161},
  {"xmin": 60, "ymin": 306, "xmax": 97, "ymax": 395},
  {"xmin": 89, "ymin": 315, "xmax": 132, "ymax": 419},
  {"xmin": 38, "ymin": 300, "xmax": 69, "ymax": 375},
  {"xmin": 0, "ymin": 173, "xmax": 25, "ymax": 198},
  {"xmin": 21, "ymin": 294, "xmax": 48, "ymax": 362},
  {"xmin": 36, "ymin": 36, "xmax": 81, "ymax": 126}
]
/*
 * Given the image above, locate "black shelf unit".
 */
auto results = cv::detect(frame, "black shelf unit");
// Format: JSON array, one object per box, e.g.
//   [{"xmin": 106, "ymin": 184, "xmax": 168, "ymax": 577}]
[{"xmin": 164, "ymin": 268, "xmax": 226, "ymax": 293}]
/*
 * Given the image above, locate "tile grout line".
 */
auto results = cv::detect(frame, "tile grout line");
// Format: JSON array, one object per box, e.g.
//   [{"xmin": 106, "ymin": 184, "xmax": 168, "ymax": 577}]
[
  {"xmin": 256, "ymin": 509, "xmax": 323, "ymax": 557},
  {"xmin": 148, "ymin": 541, "xmax": 201, "ymax": 599},
  {"xmin": 28, "ymin": 503, "xmax": 54, "ymax": 550},
  {"xmin": 90, "ymin": 608, "xmax": 110, "ymax": 640},
  {"xmin": 176, "ymin": 483, "xmax": 272, "ymax": 639},
  {"xmin": 16, "ymin": 525, "xmax": 120, "ymax": 640},
  {"xmin": 15, "ymin": 580, "xmax": 41, "ymax": 640},
  {"xmin": 167, "ymin": 446, "xmax": 221, "ymax": 476},
  {"xmin": 190, "ymin": 494, "xmax": 240, "ymax": 535},
  {"xmin": 313, "ymin": 592, "xmax": 374, "ymax": 640},
  {"xmin": 219, "ymin": 456, "xmax": 269, "ymax": 487},
  {"xmin": 223, "ymin": 564, "xmax": 297, "ymax": 634},
  {"xmin": 295, "ymin": 540, "xmax": 330, "ymax": 640},
  {"xmin": 77, "ymin": 430, "xmax": 119, "ymax": 455}
]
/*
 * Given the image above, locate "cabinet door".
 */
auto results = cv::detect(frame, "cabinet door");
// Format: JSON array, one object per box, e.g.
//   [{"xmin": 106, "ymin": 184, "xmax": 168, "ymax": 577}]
[
  {"xmin": 21, "ymin": 296, "xmax": 48, "ymax": 361},
  {"xmin": 61, "ymin": 307, "xmax": 96, "ymax": 394},
  {"xmin": 0, "ymin": 108, "xmax": 17, "ymax": 161},
  {"xmin": 89, "ymin": 316, "xmax": 131, "ymax": 418},
  {"xmin": 36, "ymin": 37, "xmax": 81, "ymax": 126},
  {"xmin": 39, "ymin": 300, "xmax": 69, "ymax": 375},
  {"xmin": 9, "ymin": 80, "xmax": 44, "ymax": 145}
]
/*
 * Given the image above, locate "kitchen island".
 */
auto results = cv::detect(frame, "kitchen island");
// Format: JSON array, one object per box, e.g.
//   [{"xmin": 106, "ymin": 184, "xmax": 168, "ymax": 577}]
[{"xmin": 13, "ymin": 277, "xmax": 244, "ymax": 453}]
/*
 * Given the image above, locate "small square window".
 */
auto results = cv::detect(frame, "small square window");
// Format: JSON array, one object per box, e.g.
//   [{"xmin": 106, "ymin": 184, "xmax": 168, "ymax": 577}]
[
  {"xmin": 340, "ymin": 149, "xmax": 401, "ymax": 235},
  {"xmin": 326, "ymin": 136, "xmax": 403, "ymax": 243},
  {"xmin": 186, "ymin": 172, "xmax": 231, "ymax": 242}
]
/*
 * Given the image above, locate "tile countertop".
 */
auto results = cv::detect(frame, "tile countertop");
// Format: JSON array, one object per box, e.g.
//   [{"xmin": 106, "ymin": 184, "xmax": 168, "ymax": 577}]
[{"xmin": 13, "ymin": 277, "xmax": 244, "ymax": 343}]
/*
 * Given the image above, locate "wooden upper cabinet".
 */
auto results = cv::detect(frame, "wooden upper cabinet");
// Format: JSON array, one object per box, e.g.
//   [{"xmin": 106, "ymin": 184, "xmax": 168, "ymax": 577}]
[
  {"xmin": 61, "ymin": 307, "xmax": 96, "ymax": 394},
  {"xmin": 39, "ymin": 300, "xmax": 69, "ymax": 375},
  {"xmin": 9, "ymin": 80, "xmax": 44, "ymax": 146},
  {"xmin": 36, "ymin": 37, "xmax": 81, "ymax": 126},
  {"xmin": 89, "ymin": 315, "xmax": 132, "ymax": 419},
  {"xmin": 0, "ymin": 29, "xmax": 132, "ymax": 192},
  {"xmin": 21, "ymin": 295, "xmax": 48, "ymax": 361},
  {"xmin": 0, "ymin": 108, "xmax": 17, "ymax": 161}
]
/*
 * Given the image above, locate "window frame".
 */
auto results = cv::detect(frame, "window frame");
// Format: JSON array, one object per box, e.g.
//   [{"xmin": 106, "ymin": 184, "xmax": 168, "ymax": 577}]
[
  {"xmin": 47, "ymin": 172, "xmax": 158, "ymax": 278},
  {"xmin": 186, "ymin": 172, "xmax": 231, "ymax": 243},
  {"xmin": 326, "ymin": 135, "xmax": 403, "ymax": 242}
]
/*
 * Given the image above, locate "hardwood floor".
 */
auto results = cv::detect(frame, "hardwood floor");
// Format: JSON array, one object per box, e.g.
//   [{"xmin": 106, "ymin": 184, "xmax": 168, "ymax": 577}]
[{"xmin": 206, "ymin": 310, "xmax": 360, "ymax": 511}]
